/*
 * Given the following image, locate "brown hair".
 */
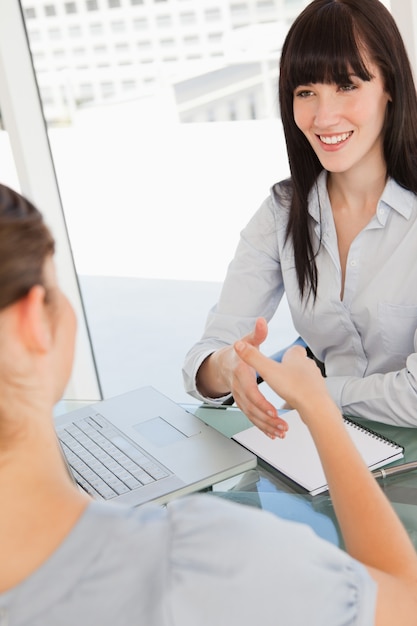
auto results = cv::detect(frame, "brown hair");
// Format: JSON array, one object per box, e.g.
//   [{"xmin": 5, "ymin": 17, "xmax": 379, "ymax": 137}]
[{"xmin": 0, "ymin": 184, "xmax": 55, "ymax": 310}]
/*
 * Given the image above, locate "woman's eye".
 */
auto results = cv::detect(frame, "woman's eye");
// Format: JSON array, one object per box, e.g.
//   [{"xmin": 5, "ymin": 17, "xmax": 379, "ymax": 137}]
[
  {"xmin": 295, "ymin": 89, "xmax": 313, "ymax": 98},
  {"xmin": 339, "ymin": 83, "xmax": 357, "ymax": 92}
]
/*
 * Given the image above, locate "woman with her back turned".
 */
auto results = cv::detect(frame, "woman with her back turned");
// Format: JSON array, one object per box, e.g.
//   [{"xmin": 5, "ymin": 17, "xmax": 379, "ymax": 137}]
[
  {"xmin": 183, "ymin": 0, "xmax": 417, "ymax": 437},
  {"xmin": 0, "ymin": 183, "xmax": 417, "ymax": 623}
]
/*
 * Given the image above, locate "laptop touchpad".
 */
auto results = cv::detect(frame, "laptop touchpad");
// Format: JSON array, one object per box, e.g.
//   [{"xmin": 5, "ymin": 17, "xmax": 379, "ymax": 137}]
[{"xmin": 134, "ymin": 417, "xmax": 187, "ymax": 446}]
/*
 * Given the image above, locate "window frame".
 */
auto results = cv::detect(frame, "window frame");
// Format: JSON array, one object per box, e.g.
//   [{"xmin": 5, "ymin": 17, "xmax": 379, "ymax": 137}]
[
  {"xmin": 0, "ymin": 0, "xmax": 413, "ymax": 401},
  {"xmin": 0, "ymin": 0, "xmax": 101, "ymax": 401}
]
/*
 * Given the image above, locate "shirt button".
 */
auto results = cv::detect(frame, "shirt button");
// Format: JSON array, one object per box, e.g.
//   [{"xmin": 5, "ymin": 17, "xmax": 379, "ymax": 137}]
[{"xmin": 350, "ymin": 260, "xmax": 357, "ymax": 267}]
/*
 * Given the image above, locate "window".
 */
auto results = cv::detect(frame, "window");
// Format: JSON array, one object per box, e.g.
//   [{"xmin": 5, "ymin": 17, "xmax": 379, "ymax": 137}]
[
  {"xmin": 111, "ymin": 20, "xmax": 126, "ymax": 32},
  {"xmin": 180, "ymin": 12, "xmax": 196, "ymax": 25},
  {"xmin": 28, "ymin": 29, "xmax": 41, "ymax": 41},
  {"xmin": 229, "ymin": 101, "xmax": 237, "ymax": 121},
  {"xmin": 72, "ymin": 47, "xmax": 85, "ymax": 57},
  {"xmin": 160, "ymin": 38, "xmax": 174, "ymax": 48},
  {"xmin": 44, "ymin": 4, "xmax": 57, "ymax": 16},
  {"xmin": 205, "ymin": 8, "xmax": 221, "ymax": 21},
  {"xmin": 52, "ymin": 48, "xmax": 66, "ymax": 59},
  {"xmin": 24, "ymin": 6, "xmax": 36, "ymax": 18},
  {"xmin": 184, "ymin": 35, "xmax": 199, "ymax": 46},
  {"xmin": 110, "ymin": 20, "xmax": 126, "ymax": 33},
  {"xmin": 65, "ymin": 2, "xmax": 77, "ymax": 14},
  {"xmin": 13, "ymin": 0, "xmax": 305, "ymax": 406},
  {"xmin": 231, "ymin": 3, "xmax": 249, "ymax": 15},
  {"xmin": 249, "ymin": 94, "xmax": 257, "ymax": 119},
  {"xmin": 133, "ymin": 18, "xmax": 148, "ymax": 30},
  {"xmin": 90, "ymin": 22, "xmax": 103, "ymax": 35},
  {"xmin": 156, "ymin": 15, "xmax": 172, "ymax": 27},
  {"xmin": 208, "ymin": 32, "xmax": 222, "ymax": 43},
  {"xmin": 115, "ymin": 42, "xmax": 129, "ymax": 52},
  {"xmin": 48, "ymin": 27, "xmax": 62, "ymax": 39},
  {"xmin": 79, "ymin": 83, "xmax": 94, "ymax": 100},
  {"xmin": 68, "ymin": 25, "xmax": 82, "ymax": 37},
  {"xmin": 122, "ymin": 79, "xmax": 136, "ymax": 91},
  {"xmin": 100, "ymin": 81, "xmax": 115, "ymax": 97},
  {"xmin": 137, "ymin": 40, "xmax": 152, "ymax": 50}
]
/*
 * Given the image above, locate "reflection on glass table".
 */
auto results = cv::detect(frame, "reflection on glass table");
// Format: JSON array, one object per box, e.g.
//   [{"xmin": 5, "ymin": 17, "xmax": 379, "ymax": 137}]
[
  {"xmin": 55, "ymin": 399, "xmax": 417, "ymax": 550},
  {"xmin": 190, "ymin": 404, "xmax": 417, "ymax": 551}
]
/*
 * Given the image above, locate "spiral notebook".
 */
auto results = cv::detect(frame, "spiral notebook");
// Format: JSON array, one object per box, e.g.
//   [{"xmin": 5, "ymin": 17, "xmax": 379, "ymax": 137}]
[{"xmin": 232, "ymin": 410, "xmax": 404, "ymax": 496}]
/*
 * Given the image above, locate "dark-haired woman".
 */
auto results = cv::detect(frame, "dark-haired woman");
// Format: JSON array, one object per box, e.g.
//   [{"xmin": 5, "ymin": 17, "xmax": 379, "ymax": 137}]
[
  {"xmin": 183, "ymin": 0, "xmax": 417, "ymax": 437},
  {"xmin": 1, "ymin": 182, "xmax": 417, "ymax": 624}
]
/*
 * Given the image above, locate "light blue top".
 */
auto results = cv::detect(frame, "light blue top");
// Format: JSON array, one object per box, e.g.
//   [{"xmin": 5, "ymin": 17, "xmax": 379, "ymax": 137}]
[
  {"xmin": 0, "ymin": 496, "xmax": 375, "ymax": 625},
  {"xmin": 183, "ymin": 172, "xmax": 417, "ymax": 426}
]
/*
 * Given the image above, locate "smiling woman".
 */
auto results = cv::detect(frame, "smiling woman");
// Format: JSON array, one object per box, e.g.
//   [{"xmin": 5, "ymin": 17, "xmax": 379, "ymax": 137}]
[
  {"xmin": 184, "ymin": 0, "xmax": 417, "ymax": 435},
  {"xmin": 292, "ymin": 61, "xmax": 393, "ymax": 293},
  {"xmin": 292, "ymin": 66, "xmax": 391, "ymax": 174}
]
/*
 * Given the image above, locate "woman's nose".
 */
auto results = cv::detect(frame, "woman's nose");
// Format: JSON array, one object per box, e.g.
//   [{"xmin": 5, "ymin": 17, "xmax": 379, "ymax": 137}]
[{"xmin": 313, "ymin": 93, "xmax": 341, "ymax": 128}]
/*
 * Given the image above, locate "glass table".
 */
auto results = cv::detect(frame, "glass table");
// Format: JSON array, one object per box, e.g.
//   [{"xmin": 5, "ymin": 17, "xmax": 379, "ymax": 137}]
[
  {"xmin": 55, "ymin": 399, "xmax": 417, "ymax": 550},
  {"xmin": 189, "ymin": 404, "xmax": 417, "ymax": 550}
]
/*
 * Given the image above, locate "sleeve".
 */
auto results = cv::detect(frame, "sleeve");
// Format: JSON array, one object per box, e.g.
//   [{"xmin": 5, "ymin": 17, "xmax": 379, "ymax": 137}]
[
  {"xmin": 326, "ymin": 350, "xmax": 417, "ymax": 426},
  {"xmin": 167, "ymin": 495, "xmax": 377, "ymax": 626},
  {"xmin": 182, "ymin": 194, "xmax": 285, "ymax": 403}
]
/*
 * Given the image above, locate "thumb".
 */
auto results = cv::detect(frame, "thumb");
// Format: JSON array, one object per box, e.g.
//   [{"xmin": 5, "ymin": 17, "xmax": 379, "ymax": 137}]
[
  {"xmin": 246, "ymin": 317, "xmax": 268, "ymax": 347},
  {"xmin": 234, "ymin": 340, "xmax": 273, "ymax": 378}
]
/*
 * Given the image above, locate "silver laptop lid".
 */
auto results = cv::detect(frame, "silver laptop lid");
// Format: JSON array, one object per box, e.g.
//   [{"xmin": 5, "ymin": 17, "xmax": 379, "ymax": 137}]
[{"xmin": 55, "ymin": 386, "xmax": 256, "ymax": 506}]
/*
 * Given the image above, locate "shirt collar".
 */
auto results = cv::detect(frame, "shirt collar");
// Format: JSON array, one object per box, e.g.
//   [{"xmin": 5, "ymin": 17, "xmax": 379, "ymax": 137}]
[
  {"xmin": 378, "ymin": 177, "xmax": 414, "ymax": 221},
  {"xmin": 308, "ymin": 171, "xmax": 416, "ymax": 224}
]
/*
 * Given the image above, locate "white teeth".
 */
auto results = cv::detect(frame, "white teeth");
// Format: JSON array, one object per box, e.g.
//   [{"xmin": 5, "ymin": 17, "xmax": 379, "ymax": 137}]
[{"xmin": 320, "ymin": 132, "xmax": 352, "ymax": 145}]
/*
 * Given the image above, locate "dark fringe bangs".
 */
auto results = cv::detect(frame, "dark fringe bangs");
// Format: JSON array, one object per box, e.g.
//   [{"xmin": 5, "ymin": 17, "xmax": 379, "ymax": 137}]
[{"xmin": 283, "ymin": 6, "xmax": 373, "ymax": 92}]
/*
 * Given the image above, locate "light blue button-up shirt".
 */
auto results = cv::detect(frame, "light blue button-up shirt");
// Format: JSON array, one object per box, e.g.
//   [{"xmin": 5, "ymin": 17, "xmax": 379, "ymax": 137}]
[
  {"xmin": 0, "ymin": 498, "xmax": 376, "ymax": 625},
  {"xmin": 183, "ymin": 171, "xmax": 417, "ymax": 426}
]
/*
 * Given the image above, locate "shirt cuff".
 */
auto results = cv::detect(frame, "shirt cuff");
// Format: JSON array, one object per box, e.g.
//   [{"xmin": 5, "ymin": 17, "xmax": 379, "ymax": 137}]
[{"xmin": 183, "ymin": 350, "xmax": 234, "ymax": 406}]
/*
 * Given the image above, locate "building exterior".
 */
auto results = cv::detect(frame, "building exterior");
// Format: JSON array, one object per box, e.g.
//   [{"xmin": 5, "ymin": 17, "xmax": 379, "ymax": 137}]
[{"xmin": 21, "ymin": 0, "xmax": 308, "ymax": 124}]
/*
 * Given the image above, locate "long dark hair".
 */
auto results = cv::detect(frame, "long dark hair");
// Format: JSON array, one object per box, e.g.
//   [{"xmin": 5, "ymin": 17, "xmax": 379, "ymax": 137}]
[
  {"xmin": 0, "ymin": 185, "xmax": 54, "ymax": 310},
  {"xmin": 278, "ymin": 0, "xmax": 417, "ymax": 299}
]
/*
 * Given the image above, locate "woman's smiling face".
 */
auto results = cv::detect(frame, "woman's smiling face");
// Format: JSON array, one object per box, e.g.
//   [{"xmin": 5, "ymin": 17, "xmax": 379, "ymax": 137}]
[{"xmin": 292, "ymin": 61, "xmax": 391, "ymax": 177}]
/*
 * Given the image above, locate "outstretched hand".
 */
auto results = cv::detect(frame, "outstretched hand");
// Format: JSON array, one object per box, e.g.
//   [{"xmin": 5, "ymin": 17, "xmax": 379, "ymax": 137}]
[
  {"xmin": 234, "ymin": 338, "xmax": 331, "ymax": 428},
  {"xmin": 226, "ymin": 318, "xmax": 289, "ymax": 438}
]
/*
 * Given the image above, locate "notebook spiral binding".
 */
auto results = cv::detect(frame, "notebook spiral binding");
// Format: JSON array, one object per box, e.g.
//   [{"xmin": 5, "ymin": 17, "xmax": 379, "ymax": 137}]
[{"xmin": 343, "ymin": 416, "xmax": 403, "ymax": 450}]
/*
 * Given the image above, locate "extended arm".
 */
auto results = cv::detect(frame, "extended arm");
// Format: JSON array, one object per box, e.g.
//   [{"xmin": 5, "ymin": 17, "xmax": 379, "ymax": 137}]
[
  {"xmin": 235, "ymin": 334, "xmax": 417, "ymax": 626},
  {"xmin": 183, "ymin": 196, "xmax": 290, "ymax": 437},
  {"xmin": 326, "ymin": 354, "xmax": 417, "ymax": 427},
  {"xmin": 196, "ymin": 318, "xmax": 288, "ymax": 438}
]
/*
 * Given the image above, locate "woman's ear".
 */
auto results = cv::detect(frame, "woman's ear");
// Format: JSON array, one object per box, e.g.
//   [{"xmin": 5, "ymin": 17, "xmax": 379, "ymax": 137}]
[{"xmin": 17, "ymin": 285, "xmax": 52, "ymax": 353}]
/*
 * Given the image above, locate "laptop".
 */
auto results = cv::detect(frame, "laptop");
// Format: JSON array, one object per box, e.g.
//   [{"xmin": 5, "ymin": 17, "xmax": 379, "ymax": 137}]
[{"xmin": 55, "ymin": 386, "xmax": 256, "ymax": 507}]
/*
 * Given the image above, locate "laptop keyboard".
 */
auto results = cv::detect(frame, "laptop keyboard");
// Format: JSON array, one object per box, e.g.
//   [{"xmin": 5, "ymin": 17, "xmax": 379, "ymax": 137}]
[{"xmin": 58, "ymin": 414, "xmax": 170, "ymax": 500}]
